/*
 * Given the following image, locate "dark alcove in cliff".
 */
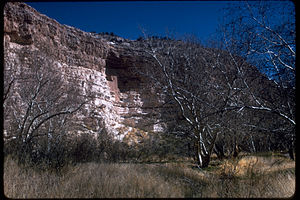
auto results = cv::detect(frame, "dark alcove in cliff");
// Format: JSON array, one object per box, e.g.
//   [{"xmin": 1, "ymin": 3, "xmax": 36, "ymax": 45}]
[{"xmin": 105, "ymin": 51, "xmax": 142, "ymax": 93}]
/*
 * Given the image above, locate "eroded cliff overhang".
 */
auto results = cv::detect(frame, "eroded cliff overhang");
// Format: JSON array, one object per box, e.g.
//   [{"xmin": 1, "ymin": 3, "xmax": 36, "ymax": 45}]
[{"xmin": 4, "ymin": 2, "xmax": 166, "ymax": 143}]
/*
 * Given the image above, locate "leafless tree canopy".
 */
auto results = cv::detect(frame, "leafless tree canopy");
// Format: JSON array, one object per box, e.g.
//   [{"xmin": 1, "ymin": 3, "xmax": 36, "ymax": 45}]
[
  {"xmin": 137, "ymin": 10, "xmax": 295, "ymax": 166},
  {"xmin": 4, "ymin": 49, "xmax": 86, "ymax": 164},
  {"xmin": 221, "ymin": 1, "xmax": 295, "ymax": 83},
  {"xmin": 219, "ymin": 1, "xmax": 295, "ymax": 157}
]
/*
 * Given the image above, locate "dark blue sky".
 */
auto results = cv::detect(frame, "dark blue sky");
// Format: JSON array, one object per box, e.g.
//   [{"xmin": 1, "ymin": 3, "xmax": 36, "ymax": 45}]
[{"xmin": 27, "ymin": 1, "xmax": 230, "ymax": 41}]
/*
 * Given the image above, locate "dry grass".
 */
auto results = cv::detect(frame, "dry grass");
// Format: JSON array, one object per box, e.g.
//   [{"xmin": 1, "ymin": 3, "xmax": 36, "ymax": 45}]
[
  {"xmin": 211, "ymin": 155, "xmax": 295, "ymax": 198},
  {"xmin": 4, "ymin": 154, "xmax": 295, "ymax": 198},
  {"xmin": 219, "ymin": 155, "xmax": 295, "ymax": 176},
  {"xmin": 4, "ymin": 157, "xmax": 183, "ymax": 198}
]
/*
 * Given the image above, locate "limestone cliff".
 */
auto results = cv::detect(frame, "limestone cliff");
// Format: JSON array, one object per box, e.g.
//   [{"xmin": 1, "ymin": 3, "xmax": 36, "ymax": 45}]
[{"xmin": 4, "ymin": 2, "xmax": 165, "ymax": 143}]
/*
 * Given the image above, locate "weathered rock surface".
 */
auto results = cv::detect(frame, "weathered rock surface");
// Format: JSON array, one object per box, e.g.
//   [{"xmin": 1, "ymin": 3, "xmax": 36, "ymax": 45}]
[{"xmin": 4, "ymin": 2, "xmax": 165, "ymax": 142}]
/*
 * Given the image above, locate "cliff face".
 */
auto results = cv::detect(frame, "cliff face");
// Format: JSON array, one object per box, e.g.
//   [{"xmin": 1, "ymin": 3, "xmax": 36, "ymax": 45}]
[{"xmin": 4, "ymin": 2, "xmax": 165, "ymax": 142}]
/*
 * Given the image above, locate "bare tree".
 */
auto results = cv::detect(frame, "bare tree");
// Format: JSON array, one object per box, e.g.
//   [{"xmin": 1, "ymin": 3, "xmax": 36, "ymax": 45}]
[
  {"xmin": 136, "ymin": 35, "xmax": 250, "ymax": 168},
  {"xmin": 219, "ymin": 1, "xmax": 295, "ymax": 158},
  {"xmin": 3, "ymin": 49, "xmax": 87, "ymax": 161}
]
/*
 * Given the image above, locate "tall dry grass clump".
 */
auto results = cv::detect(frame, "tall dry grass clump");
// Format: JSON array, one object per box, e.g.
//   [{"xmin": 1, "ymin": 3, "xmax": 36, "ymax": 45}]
[{"xmin": 207, "ymin": 155, "xmax": 296, "ymax": 198}]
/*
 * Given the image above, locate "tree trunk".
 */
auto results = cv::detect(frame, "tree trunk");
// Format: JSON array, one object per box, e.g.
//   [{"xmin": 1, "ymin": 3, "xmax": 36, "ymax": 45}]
[
  {"xmin": 194, "ymin": 139, "xmax": 210, "ymax": 168},
  {"xmin": 214, "ymin": 142, "xmax": 226, "ymax": 159},
  {"xmin": 233, "ymin": 144, "xmax": 239, "ymax": 158},
  {"xmin": 195, "ymin": 151, "xmax": 210, "ymax": 168},
  {"xmin": 232, "ymin": 137, "xmax": 240, "ymax": 158},
  {"xmin": 288, "ymin": 146, "xmax": 295, "ymax": 160},
  {"xmin": 193, "ymin": 129, "xmax": 219, "ymax": 168}
]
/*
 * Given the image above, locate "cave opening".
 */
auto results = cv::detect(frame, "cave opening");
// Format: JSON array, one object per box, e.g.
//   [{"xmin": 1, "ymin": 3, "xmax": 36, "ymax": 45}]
[{"xmin": 105, "ymin": 51, "xmax": 142, "ymax": 93}]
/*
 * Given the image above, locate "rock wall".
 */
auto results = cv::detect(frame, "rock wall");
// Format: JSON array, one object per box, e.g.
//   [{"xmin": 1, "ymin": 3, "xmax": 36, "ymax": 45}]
[{"xmin": 4, "ymin": 2, "xmax": 165, "ymax": 143}]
